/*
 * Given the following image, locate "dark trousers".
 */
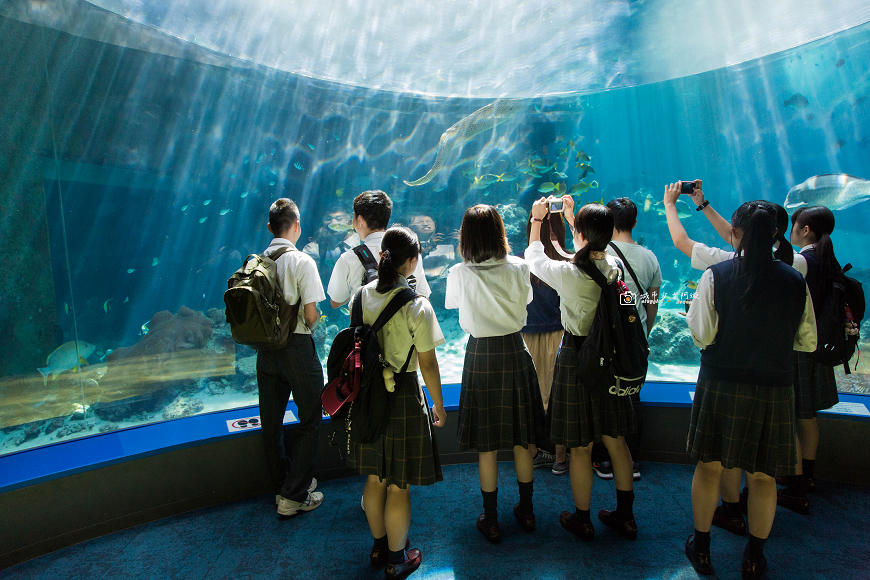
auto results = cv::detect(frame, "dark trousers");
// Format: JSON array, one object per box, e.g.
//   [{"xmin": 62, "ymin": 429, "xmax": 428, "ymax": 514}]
[
  {"xmin": 592, "ymin": 391, "xmax": 643, "ymax": 463},
  {"xmin": 256, "ymin": 334, "xmax": 323, "ymax": 501}
]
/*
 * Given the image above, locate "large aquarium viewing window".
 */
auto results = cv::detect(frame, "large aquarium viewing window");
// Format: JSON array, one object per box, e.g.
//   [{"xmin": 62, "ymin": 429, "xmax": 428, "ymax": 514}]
[{"xmin": 1, "ymin": 0, "xmax": 869, "ymax": 457}]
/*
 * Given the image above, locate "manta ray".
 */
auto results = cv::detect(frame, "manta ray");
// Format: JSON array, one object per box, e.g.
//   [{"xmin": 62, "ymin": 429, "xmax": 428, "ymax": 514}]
[{"xmin": 404, "ymin": 99, "xmax": 524, "ymax": 186}]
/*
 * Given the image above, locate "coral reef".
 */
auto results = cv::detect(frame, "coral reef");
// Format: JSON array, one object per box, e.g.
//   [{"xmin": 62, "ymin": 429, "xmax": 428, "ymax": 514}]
[
  {"xmin": 647, "ymin": 311, "xmax": 701, "ymax": 365},
  {"xmin": 161, "ymin": 396, "xmax": 205, "ymax": 420}
]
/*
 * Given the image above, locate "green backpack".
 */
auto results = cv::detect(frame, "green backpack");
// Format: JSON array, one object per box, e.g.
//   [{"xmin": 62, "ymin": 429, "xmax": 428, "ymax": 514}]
[{"xmin": 224, "ymin": 247, "xmax": 301, "ymax": 351}]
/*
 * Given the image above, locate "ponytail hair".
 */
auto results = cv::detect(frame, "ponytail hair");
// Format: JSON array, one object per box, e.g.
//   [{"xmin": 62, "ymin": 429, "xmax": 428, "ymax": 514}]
[
  {"xmin": 732, "ymin": 201, "xmax": 777, "ymax": 307},
  {"xmin": 771, "ymin": 203, "xmax": 794, "ymax": 266},
  {"xmin": 791, "ymin": 206, "xmax": 842, "ymax": 284},
  {"xmin": 571, "ymin": 204, "xmax": 613, "ymax": 270},
  {"xmin": 376, "ymin": 226, "xmax": 421, "ymax": 294}
]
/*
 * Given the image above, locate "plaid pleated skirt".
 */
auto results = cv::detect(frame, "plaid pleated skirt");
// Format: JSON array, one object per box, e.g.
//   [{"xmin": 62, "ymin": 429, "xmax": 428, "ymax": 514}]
[
  {"xmin": 456, "ymin": 333, "xmax": 547, "ymax": 452},
  {"xmin": 793, "ymin": 351, "xmax": 839, "ymax": 419},
  {"xmin": 687, "ymin": 378, "xmax": 797, "ymax": 477},
  {"xmin": 347, "ymin": 373, "xmax": 443, "ymax": 488},
  {"xmin": 549, "ymin": 333, "xmax": 636, "ymax": 449}
]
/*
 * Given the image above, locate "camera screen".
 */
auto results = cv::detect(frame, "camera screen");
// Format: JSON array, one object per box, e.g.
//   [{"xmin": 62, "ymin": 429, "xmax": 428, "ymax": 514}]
[{"xmin": 549, "ymin": 201, "xmax": 563, "ymax": 212}]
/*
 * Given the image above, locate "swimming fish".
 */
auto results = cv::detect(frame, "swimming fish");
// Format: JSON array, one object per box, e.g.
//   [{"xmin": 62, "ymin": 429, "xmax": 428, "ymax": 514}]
[
  {"xmin": 308, "ymin": 144, "xmax": 315, "ymax": 150},
  {"xmin": 685, "ymin": 280, "xmax": 698, "ymax": 290},
  {"xmin": 578, "ymin": 163, "xmax": 595, "ymax": 174},
  {"xmin": 836, "ymin": 59, "xmax": 845, "ymax": 68},
  {"xmin": 576, "ymin": 150, "xmax": 591, "ymax": 162},
  {"xmin": 294, "ymin": 162, "xmax": 304, "ymax": 171},
  {"xmin": 124, "ymin": 297, "xmax": 129, "ymax": 303},
  {"xmin": 554, "ymin": 182, "xmax": 567, "ymax": 195},
  {"xmin": 784, "ymin": 174, "xmax": 870, "ymax": 212},
  {"xmin": 256, "ymin": 153, "xmax": 264, "ymax": 163},
  {"xmin": 127, "ymin": 268, "xmax": 135, "ymax": 273},
  {"xmin": 644, "ymin": 195, "xmax": 653, "ymax": 213},
  {"xmin": 497, "ymin": 173, "xmax": 517, "ymax": 182},
  {"xmin": 103, "ymin": 299, "xmax": 113, "ymax": 313},
  {"xmin": 340, "ymin": 307, "xmax": 350, "ymax": 316},
  {"xmin": 478, "ymin": 174, "xmax": 500, "ymax": 186},
  {"xmin": 181, "ymin": 205, "xmax": 189, "ymax": 211},
  {"xmin": 199, "ymin": 217, "xmax": 208, "ymax": 223},
  {"xmin": 404, "ymin": 99, "xmax": 523, "ymax": 186},
  {"xmin": 269, "ymin": 181, "xmax": 276, "ymax": 186},
  {"xmin": 99, "ymin": 349, "xmax": 114, "ymax": 362},
  {"xmin": 220, "ymin": 209, "xmax": 230, "ymax": 215},
  {"xmin": 476, "ymin": 159, "xmax": 493, "ymax": 168},
  {"xmin": 335, "ymin": 188, "xmax": 344, "ymax": 198},
  {"xmin": 553, "ymin": 172, "xmax": 568, "ymax": 179},
  {"xmin": 37, "ymin": 340, "xmax": 95, "ymax": 384},
  {"xmin": 529, "ymin": 158, "xmax": 549, "ymax": 169},
  {"xmin": 328, "ymin": 222, "xmax": 354, "ymax": 232},
  {"xmin": 63, "ymin": 303, "xmax": 69, "ymax": 315},
  {"xmin": 805, "ymin": 114, "xmax": 815, "ymax": 121},
  {"xmin": 674, "ymin": 259, "xmax": 679, "ymax": 268},
  {"xmin": 151, "ymin": 258, "xmax": 159, "ymax": 266},
  {"xmin": 676, "ymin": 200, "xmax": 693, "ymax": 219},
  {"xmin": 203, "ymin": 199, "xmax": 211, "ymax": 205},
  {"xmin": 835, "ymin": 139, "xmax": 846, "ymax": 149},
  {"xmin": 568, "ymin": 182, "xmax": 590, "ymax": 194},
  {"xmin": 319, "ymin": 315, "xmax": 327, "ymax": 324},
  {"xmin": 637, "ymin": 236, "xmax": 645, "ymax": 247},
  {"xmin": 538, "ymin": 182, "xmax": 557, "ymax": 193},
  {"xmin": 784, "ymin": 93, "xmax": 809, "ymax": 109},
  {"xmin": 463, "ymin": 168, "xmax": 480, "ymax": 177},
  {"xmin": 141, "ymin": 321, "xmax": 149, "ymax": 335},
  {"xmin": 241, "ymin": 192, "xmax": 248, "ymax": 198}
]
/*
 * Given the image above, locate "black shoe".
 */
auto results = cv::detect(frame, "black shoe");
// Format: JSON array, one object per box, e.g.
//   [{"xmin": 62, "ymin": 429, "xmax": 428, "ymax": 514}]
[
  {"xmin": 632, "ymin": 462, "xmax": 641, "ymax": 482},
  {"xmin": 592, "ymin": 460, "xmax": 614, "ymax": 480},
  {"xmin": 476, "ymin": 514, "xmax": 501, "ymax": 544},
  {"xmin": 371, "ymin": 539, "xmax": 411, "ymax": 568},
  {"xmin": 384, "ymin": 548, "xmax": 422, "ymax": 580},
  {"xmin": 685, "ymin": 535, "xmax": 713, "ymax": 575},
  {"xmin": 741, "ymin": 555, "xmax": 768, "ymax": 580},
  {"xmin": 806, "ymin": 476, "xmax": 817, "ymax": 492},
  {"xmin": 597, "ymin": 509, "xmax": 638, "ymax": 539},
  {"xmin": 712, "ymin": 505, "xmax": 747, "ymax": 536},
  {"xmin": 513, "ymin": 503, "xmax": 536, "ymax": 532},
  {"xmin": 559, "ymin": 511, "xmax": 594, "ymax": 541},
  {"xmin": 777, "ymin": 490, "xmax": 810, "ymax": 515}
]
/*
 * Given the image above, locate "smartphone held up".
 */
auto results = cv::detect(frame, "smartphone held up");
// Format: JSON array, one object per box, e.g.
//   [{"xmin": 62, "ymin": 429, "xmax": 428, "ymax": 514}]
[{"xmin": 680, "ymin": 180, "xmax": 699, "ymax": 194}]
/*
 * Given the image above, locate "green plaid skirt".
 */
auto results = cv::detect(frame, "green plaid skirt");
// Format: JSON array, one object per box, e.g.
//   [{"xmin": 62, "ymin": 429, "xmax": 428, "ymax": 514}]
[
  {"xmin": 456, "ymin": 333, "xmax": 546, "ymax": 452},
  {"xmin": 347, "ymin": 374, "xmax": 443, "ymax": 488},
  {"xmin": 688, "ymin": 378, "xmax": 797, "ymax": 477},
  {"xmin": 793, "ymin": 351, "xmax": 839, "ymax": 419},
  {"xmin": 549, "ymin": 334, "xmax": 636, "ymax": 449}
]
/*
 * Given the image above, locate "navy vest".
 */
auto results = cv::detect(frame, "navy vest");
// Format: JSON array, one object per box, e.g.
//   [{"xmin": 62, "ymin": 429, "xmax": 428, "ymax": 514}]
[
  {"xmin": 699, "ymin": 259, "xmax": 807, "ymax": 388},
  {"xmin": 522, "ymin": 279, "xmax": 563, "ymax": 334},
  {"xmin": 801, "ymin": 248, "xmax": 825, "ymax": 316}
]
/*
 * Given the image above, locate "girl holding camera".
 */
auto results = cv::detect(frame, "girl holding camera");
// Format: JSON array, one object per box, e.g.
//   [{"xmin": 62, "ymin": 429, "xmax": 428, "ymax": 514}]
[
  {"xmin": 348, "ymin": 227, "xmax": 447, "ymax": 580},
  {"xmin": 446, "ymin": 204, "xmax": 546, "ymax": 544},
  {"xmin": 526, "ymin": 197, "xmax": 639, "ymax": 542}
]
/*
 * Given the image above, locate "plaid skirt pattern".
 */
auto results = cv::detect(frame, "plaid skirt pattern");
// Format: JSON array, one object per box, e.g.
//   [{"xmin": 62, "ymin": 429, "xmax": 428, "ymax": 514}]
[
  {"xmin": 793, "ymin": 351, "xmax": 839, "ymax": 419},
  {"xmin": 687, "ymin": 378, "xmax": 797, "ymax": 477},
  {"xmin": 549, "ymin": 334, "xmax": 636, "ymax": 449},
  {"xmin": 456, "ymin": 333, "xmax": 546, "ymax": 452},
  {"xmin": 347, "ymin": 373, "xmax": 443, "ymax": 488}
]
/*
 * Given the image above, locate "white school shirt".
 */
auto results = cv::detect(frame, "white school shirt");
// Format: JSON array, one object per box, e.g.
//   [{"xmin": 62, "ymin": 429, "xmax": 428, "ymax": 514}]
[
  {"xmin": 525, "ymin": 241, "xmax": 620, "ymax": 337},
  {"xmin": 326, "ymin": 231, "xmax": 431, "ymax": 305},
  {"xmin": 265, "ymin": 238, "xmax": 326, "ymax": 335},
  {"xmin": 444, "ymin": 255, "xmax": 533, "ymax": 338},
  {"xmin": 691, "ymin": 241, "xmax": 810, "ymax": 278},
  {"xmin": 686, "ymin": 268, "xmax": 817, "ymax": 351},
  {"xmin": 606, "ymin": 240, "xmax": 663, "ymax": 335},
  {"xmin": 358, "ymin": 278, "xmax": 445, "ymax": 372}
]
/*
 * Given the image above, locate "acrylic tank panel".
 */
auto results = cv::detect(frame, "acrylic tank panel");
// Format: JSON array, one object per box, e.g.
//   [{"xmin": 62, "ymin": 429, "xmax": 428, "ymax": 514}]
[{"xmin": 1, "ymin": 2, "xmax": 869, "ymax": 456}]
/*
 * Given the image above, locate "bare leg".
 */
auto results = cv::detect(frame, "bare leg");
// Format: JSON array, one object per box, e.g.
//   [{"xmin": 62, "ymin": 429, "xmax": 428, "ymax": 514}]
[
  {"xmin": 555, "ymin": 444, "xmax": 567, "ymax": 463},
  {"xmin": 797, "ymin": 418, "xmax": 819, "ymax": 461},
  {"xmin": 513, "ymin": 445, "xmax": 534, "ymax": 483},
  {"xmin": 745, "ymin": 471, "xmax": 777, "ymax": 539},
  {"xmin": 479, "ymin": 450, "xmax": 499, "ymax": 492},
  {"xmin": 384, "ymin": 484, "xmax": 412, "ymax": 552},
  {"xmin": 720, "ymin": 467, "xmax": 743, "ymax": 503},
  {"xmin": 692, "ymin": 461, "xmax": 724, "ymax": 532},
  {"xmin": 602, "ymin": 435, "xmax": 634, "ymax": 491},
  {"xmin": 528, "ymin": 443, "xmax": 538, "ymax": 458},
  {"xmin": 569, "ymin": 444, "xmax": 594, "ymax": 509},
  {"xmin": 364, "ymin": 475, "xmax": 388, "ymax": 539}
]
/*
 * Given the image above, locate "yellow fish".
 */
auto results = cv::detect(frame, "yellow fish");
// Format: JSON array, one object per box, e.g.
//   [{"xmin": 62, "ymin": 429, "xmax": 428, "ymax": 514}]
[
  {"xmin": 644, "ymin": 195, "xmax": 653, "ymax": 213},
  {"xmin": 38, "ymin": 340, "xmax": 95, "ymax": 384},
  {"xmin": 103, "ymin": 299, "xmax": 113, "ymax": 313},
  {"xmin": 685, "ymin": 280, "xmax": 698, "ymax": 290},
  {"xmin": 319, "ymin": 315, "xmax": 327, "ymax": 324},
  {"xmin": 335, "ymin": 188, "xmax": 344, "ymax": 198}
]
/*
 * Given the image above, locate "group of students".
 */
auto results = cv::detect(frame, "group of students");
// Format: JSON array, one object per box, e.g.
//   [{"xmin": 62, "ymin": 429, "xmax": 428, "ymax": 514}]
[{"xmin": 255, "ymin": 184, "xmax": 848, "ymax": 580}]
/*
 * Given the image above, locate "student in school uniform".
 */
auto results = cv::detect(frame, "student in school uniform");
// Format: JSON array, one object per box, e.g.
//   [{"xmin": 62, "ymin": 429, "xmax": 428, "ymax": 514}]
[
  {"xmin": 526, "ymin": 197, "xmax": 639, "ymax": 542},
  {"xmin": 347, "ymin": 227, "xmax": 447, "ymax": 580},
  {"xmin": 676, "ymin": 190, "xmax": 816, "ymax": 580},
  {"xmin": 445, "ymin": 204, "xmax": 546, "ymax": 544}
]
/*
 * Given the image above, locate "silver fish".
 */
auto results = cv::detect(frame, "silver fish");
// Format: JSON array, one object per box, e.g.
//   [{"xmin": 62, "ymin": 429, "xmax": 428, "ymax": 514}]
[
  {"xmin": 404, "ymin": 100, "xmax": 524, "ymax": 186},
  {"xmin": 784, "ymin": 174, "xmax": 870, "ymax": 212}
]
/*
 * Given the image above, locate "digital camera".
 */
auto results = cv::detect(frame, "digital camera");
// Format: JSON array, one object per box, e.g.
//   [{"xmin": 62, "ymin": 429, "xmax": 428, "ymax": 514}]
[{"xmin": 549, "ymin": 199, "xmax": 564, "ymax": 212}]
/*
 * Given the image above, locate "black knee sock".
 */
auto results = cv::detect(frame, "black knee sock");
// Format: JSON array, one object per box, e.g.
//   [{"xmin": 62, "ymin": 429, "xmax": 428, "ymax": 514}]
[
  {"xmin": 573, "ymin": 507, "xmax": 591, "ymax": 523},
  {"xmin": 518, "ymin": 480, "xmax": 534, "ymax": 514},
  {"xmin": 802, "ymin": 459, "xmax": 816, "ymax": 479},
  {"xmin": 614, "ymin": 489, "xmax": 635, "ymax": 520},
  {"xmin": 744, "ymin": 534, "xmax": 767, "ymax": 562},
  {"xmin": 482, "ymin": 489, "xmax": 498, "ymax": 526},
  {"xmin": 374, "ymin": 534, "xmax": 388, "ymax": 551},
  {"xmin": 720, "ymin": 500, "xmax": 741, "ymax": 518},
  {"xmin": 784, "ymin": 474, "xmax": 807, "ymax": 497},
  {"xmin": 388, "ymin": 548, "xmax": 407, "ymax": 565},
  {"xmin": 693, "ymin": 529, "xmax": 711, "ymax": 553}
]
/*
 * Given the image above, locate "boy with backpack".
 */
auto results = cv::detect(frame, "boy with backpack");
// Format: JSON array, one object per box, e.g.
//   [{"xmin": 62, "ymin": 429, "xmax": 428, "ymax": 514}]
[
  {"xmin": 254, "ymin": 199, "xmax": 327, "ymax": 516},
  {"xmin": 327, "ymin": 190, "xmax": 431, "ymax": 309}
]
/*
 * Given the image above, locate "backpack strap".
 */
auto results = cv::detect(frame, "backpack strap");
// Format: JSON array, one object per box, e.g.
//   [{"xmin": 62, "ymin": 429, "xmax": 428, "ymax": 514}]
[
  {"xmin": 608, "ymin": 242, "xmax": 643, "ymax": 294},
  {"xmin": 578, "ymin": 258, "xmax": 610, "ymax": 290},
  {"xmin": 349, "ymin": 287, "xmax": 418, "ymax": 330},
  {"xmin": 266, "ymin": 246, "xmax": 294, "ymax": 261},
  {"xmin": 352, "ymin": 244, "xmax": 379, "ymax": 270}
]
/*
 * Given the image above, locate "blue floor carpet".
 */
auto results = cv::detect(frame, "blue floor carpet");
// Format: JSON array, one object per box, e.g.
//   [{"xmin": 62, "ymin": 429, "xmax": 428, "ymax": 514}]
[{"xmin": 3, "ymin": 462, "xmax": 869, "ymax": 579}]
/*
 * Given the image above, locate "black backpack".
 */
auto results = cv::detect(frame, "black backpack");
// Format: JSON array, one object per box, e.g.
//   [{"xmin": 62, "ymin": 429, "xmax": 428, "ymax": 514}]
[
  {"xmin": 353, "ymin": 244, "xmax": 380, "ymax": 286},
  {"xmin": 576, "ymin": 259, "xmax": 650, "ymax": 396},
  {"xmin": 808, "ymin": 258, "xmax": 865, "ymax": 374},
  {"xmin": 323, "ymin": 287, "xmax": 417, "ymax": 451}
]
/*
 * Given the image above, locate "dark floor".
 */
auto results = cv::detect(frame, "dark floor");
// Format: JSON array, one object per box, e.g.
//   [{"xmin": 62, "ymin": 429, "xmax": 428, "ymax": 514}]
[{"xmin": 3, "ymin": 462, "xmax": 869, "ymax": 580}]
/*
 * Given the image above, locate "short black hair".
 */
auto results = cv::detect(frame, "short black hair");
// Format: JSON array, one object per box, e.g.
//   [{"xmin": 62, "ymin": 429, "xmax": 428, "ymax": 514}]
[
  {"xmin": 459, "ymin": 204, "xmax": 509, "ymax": 263},
  {"xmin": 269, "ymin": 198, "xmax": 300, "ymax": 236},
  {"xmin": 353, "ymin": 190, "xmax": 392, "ymax": 231},
  {"xmin": 606, "ymin": 197, "xmax": 637, "ymax": 233}
]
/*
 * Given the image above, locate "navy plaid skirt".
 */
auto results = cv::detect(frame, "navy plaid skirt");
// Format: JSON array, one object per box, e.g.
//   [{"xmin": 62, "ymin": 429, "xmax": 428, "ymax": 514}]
[
  {"xmin": 548, "ymin": 333, "xmax": 636, "ymax": 449},
  {"xmin": 456, "ymin": 333, "xmax": 547, "ymax": 452},
  {"xmin": 793, "ymin": 351, "xmax": 839, "ymax": 419},
  {"xmin": 688, "ymin": 378, "xmax": 797, "ymax": 477},
  {"xmin": 347, "ymin": 373, "xmax": 443, "ymax": 488}
]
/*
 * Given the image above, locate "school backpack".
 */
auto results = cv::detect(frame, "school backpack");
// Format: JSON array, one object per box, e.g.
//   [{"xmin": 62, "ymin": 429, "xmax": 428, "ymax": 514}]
[
  {"xmin": 575, "ymin": 258, "xmax": 650, "ymax": 396},
  {"xmin": 353, "ymin": 244, "xmax": 380, "ymax": 286},
  {"xmin": 321, "ymin": 287, "xmax": 417, "ymax": 450},
  {"xmin": 808, "ymin": 257, "xmax": 865, "ymax": 374},
  {"xmin": 224, "ymin": 247, "xmax": 301, "ymax": 351}
]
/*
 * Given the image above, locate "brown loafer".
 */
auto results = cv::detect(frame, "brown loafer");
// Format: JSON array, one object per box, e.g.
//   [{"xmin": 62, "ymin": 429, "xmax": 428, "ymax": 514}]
[
  {"xmin": 712, "ymin": 506, "xmax": 747, "ymax": 536},
  {"xmin": 371, "ymin": 538, "xmax": 411, "ymax": 568},
  {"xmin": 385, "ymin": 548, "xmax": 422, "ymax": 580},
  {"xmin": 512, "ymin": 503, "xmax": 536, "ymax": 532},
  {"xmin": 741, "ymin": 555, "xmax": 768, "ymax": 580},
  {"xmin": 598, "ymin": 509, "xmax": 638, "ymax": 539},
  {"xmin": 776, "ymin": 490, "xmax": 809, "ymax": 515},
  {"xmin": 476, "ymin": 514, "xmax": 501, "ymax": 544},
  {"xmin": 559, "ymin": 511, "xmax": 594, "ymax": 541},
  {"xmin": 685, "ymin": 535, "xmax": 713, "ymax": 575}
]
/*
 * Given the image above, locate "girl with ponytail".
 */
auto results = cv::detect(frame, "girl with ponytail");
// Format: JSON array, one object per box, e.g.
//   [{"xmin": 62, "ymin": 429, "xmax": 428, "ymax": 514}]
[
  {"xmin": 526, "ymin": 197, "xmax": 640, "ymax": 542},
  {"xmin": 348, "ymin": 226, "xmax": 447, "ymax": 579},
  {"xmin": 680, "ymin": 188, "xmax": 817, "ymax": 579}
]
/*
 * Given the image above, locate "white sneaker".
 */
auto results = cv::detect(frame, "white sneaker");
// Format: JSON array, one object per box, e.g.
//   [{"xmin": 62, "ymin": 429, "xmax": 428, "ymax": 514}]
[
  {"xmin": 277, "ymin": 491, "xmax": 324, "ymax": 516},
  {"xmin": 360, "ymin": 494, "xmax": 365, "ymax": 512},
  {"xmin": 275, "ymin": 478, "xmax": 317, "ymax": 505}
]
